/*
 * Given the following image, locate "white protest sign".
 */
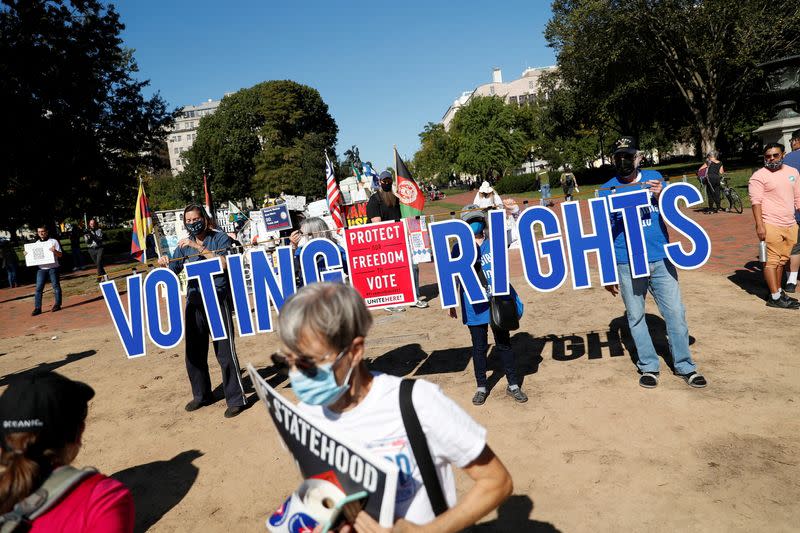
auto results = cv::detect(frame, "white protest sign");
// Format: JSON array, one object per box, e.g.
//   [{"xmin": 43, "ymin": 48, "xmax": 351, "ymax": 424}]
[{"xmin": 24, "ymin": 241, "xmax": 56, "ymax": 267}]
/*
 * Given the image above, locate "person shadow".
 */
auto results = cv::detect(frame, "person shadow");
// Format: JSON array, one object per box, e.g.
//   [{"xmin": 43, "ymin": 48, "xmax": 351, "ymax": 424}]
[
  {"xmin": 608, "ymin": 313, "xmax": 696, "ymax": 372},
  {"xmin": 484, "ymin": 332, "xmax": 547, "ymax": 392},
  {"xmin": 467, "ymin": 495, "xmax": 562, "ymax": 532},
  {"xmin": 0, "ymin": 350, "xmax": 96, "ymax": 387},
  {"xmin": 727, "ymin": 260, "xmax": 768, "ymax": 300},
  {"xmin": 111, "ymin": 449, "xmax": 203, "ymax": 533}
]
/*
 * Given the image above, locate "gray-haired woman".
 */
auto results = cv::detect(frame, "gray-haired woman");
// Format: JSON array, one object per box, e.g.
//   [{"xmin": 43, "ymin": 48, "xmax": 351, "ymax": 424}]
[
  {"xmin": 273, "ymin": 283, "xmax": 513, "ymax": 532},
  {"xmin": 289, "ymin": 217, "xmax": 347, "ymax": 286}
]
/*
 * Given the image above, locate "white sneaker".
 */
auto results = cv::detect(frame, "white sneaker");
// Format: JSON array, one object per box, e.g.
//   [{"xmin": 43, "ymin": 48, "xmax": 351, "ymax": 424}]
[{"xmin": 413, "ymin": 300, "xmax": 429, "ymax": 309}]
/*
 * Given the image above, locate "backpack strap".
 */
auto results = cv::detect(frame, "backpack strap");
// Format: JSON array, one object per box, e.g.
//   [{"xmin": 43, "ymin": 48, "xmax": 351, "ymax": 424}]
[
  {"xmin": 399, "ymin": 379, "xmax": 448, "ymax": 516},
  {"xmin": 0, "ymin": 466, "xmax": 97, "ymax": 533}
]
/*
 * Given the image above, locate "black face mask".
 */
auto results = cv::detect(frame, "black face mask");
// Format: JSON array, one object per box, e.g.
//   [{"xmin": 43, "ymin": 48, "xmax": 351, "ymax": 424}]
[
  {"xmin": 380, "ymin": 182, "xmax": 393, "ymax": 192},
  {"xmin": 614, "ymin": 157, "xmax": 636, "ymax": 178},
  {"xmin": 186, "ymin": 219, "xmax": 206, "ymax": 237}
]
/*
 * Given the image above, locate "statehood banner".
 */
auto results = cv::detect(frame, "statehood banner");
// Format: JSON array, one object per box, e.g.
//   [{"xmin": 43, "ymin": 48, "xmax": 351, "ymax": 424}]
[
  {"xmin": 345, "ymin": 221, "xmax": 416, "ymax": 308},
  {"xmin": 248, "ymin": 364, "xmax": 398, "ymax": 528}
]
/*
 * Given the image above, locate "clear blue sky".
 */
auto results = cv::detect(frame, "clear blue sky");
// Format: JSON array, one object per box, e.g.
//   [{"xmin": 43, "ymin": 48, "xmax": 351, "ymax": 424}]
[{"xmin": 115, "ymin": 0, "xmax": 556, "ymax": 171}]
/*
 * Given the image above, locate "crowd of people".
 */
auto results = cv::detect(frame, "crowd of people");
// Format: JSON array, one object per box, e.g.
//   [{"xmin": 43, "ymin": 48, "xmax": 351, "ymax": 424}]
[{"xmin": 5, "ymin": 132, "xmax": 800, "ymax": 530}]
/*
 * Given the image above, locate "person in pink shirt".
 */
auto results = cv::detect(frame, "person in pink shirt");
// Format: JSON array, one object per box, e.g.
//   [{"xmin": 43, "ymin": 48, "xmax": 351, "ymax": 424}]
[
  {"xmin": 0, "ymin": 372, "xmax": 134, "ymax": 532},
  {"xmin": 748, "ymin": 143, "xmax": 800, "ymax": 309}
]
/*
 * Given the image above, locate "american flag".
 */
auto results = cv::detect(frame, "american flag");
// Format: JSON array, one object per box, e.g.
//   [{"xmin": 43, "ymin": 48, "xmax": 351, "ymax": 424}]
[{"xmin": 325, "ymin": 151, "xmax": 344, "ymax": 228}]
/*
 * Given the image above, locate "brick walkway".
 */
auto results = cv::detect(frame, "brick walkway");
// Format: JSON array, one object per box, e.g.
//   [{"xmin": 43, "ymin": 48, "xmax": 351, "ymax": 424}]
[{"xmin": 0, "ymin": 192, "xmax": 756, "ymax": 339}]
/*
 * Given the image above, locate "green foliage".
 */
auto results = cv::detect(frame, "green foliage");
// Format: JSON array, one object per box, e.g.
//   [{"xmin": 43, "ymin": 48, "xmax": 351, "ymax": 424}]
[
  {"xmin": 182, "ymin": 80, "xmax": 338, "ymax": 201},
  {"xmin": 0, "ymin": 0, "xmax": 174, "ymax": 233},
  {"xmin": 450, "ymin": 96, "xmax": 528, "ymax": 179},
  {"xmin": 147, "ymin": 169, "xmax": 190, "ymax": 211},
  {"xmin": 494, "ymin": 173, "xmax": 539, "ymax": 195},
  {"xmin": 414, "ymin": 122, "xmax": 455, "ymax": 184}
]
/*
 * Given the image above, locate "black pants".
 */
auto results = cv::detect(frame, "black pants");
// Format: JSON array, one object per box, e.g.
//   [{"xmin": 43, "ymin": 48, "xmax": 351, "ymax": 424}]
[
  {"xmin": 184, "ymin": 291, "xmax": 246, "ymax": 407},
  {"xmin": 468, "ymin": 324, "xmax": 519, "ymax": 389},
  {"xmin": 88, "ymin": 247, "xmax": 106, "ymax": 275},
  {"xmin": 706, "ymin": 179, "xmax": 721, "ymax": 211}
]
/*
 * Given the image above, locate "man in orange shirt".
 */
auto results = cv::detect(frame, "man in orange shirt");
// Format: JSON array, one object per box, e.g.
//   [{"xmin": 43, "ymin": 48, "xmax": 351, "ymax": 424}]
[{"xmin": 748, "ymin": 143, "xmax": 800, "ymax": 309}]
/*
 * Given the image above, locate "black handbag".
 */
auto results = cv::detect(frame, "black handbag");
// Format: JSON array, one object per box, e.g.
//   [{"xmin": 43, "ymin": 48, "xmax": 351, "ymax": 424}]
[{"xmin": 474, "ymin": 256, "xmax": 520, "ymax": 331}]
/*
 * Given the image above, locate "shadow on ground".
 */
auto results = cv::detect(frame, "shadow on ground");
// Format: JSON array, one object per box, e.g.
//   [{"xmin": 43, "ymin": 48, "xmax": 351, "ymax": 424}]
[
  {"xmin": 727, "ymin": 260, "xmax": 768, "ymax": 300},
  {"xmin": 0, "ymin": 350, "xmax": 96, "ymax": 387},
  {"xmin": 112, "ymin": 449, "xmax": 202, "ymax": 533},
  {"xmin": 467, "ymin": 495, "xmax": 562, "ymax": 532}
]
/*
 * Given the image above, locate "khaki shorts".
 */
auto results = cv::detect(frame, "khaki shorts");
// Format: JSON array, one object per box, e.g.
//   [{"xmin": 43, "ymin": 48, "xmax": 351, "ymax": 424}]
[{"xmin": 765, "ymin": 223, "xmax": 797, "ymax": 267}]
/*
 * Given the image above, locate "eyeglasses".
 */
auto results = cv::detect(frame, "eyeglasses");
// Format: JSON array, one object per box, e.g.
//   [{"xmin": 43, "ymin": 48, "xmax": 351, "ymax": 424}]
[
  {"xmin": 764, "ymin": 153, "xmax": 783, "ymax": 160},
  {"xmin": 271, "ymin": 346, "xmax": 348, "ymax": 377}
]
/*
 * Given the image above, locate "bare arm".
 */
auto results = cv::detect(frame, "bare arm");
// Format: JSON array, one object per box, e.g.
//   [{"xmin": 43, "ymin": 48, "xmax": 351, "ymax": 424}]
[{"xmin": 751, "ymin": 204, "xmax": 766, "ymax": 241}]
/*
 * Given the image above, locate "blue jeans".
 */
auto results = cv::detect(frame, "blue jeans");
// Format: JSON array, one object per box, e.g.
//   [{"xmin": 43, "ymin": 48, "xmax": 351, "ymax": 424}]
[
  {"xmin": 468, "ymin": 324, "xmax": 519, "ymax": 388},
  {"xmin": 6, "ymin": 263, "xmax": 17, "ymax": 287},
  {"xmin": 34, "ymin": 268, "xmax": 62, "ymax": 309},
  {"xmin": 617, "ymin": 260, "xmax": 696, "ymax": 375}
]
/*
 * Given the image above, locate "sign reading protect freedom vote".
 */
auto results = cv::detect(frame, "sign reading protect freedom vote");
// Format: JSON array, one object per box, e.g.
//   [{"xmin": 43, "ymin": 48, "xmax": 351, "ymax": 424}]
[
  {"xmin": 100, "ymin": 183, "xmax": 712, "ymax": 358},
  {"xmin": 247, "ymin": 364, "xmax": 398, "ymax": 528},
  {"xmin": 345, "ymin": 221, "xmax": 416, "ymax": 309}
]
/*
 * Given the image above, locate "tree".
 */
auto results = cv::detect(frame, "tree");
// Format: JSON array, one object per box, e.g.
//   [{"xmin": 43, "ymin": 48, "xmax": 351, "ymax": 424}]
[
  {"xmin": 0, "ymin": 0, "xmax": 173, "ymax": 232},
  {"xmin": 546, "ymin": 0, "xmax": 800, "ymax": 154},
  {"xmin": 413, "ymin": 122, "xmax": 455, "ymax": 184},
  {"xmin": 450, "ymin": 96, "xmax": 527, "ymax": 179},
  {"xmin": 182, "ymin": 80, "xmax": 337, "ymax": 201}
]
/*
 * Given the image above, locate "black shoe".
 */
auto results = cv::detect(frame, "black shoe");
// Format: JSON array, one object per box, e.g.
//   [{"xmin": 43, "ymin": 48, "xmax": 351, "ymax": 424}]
[
  {"xmin": 31, "ymin": 308, "xmax": 41, "ymax": 316},
  {"xmin": 786, "ymin": 283, "xmax": 797, "ymax": 294},
  {"xmin": 472, "ymin": 390, "xmax": 487, "ymax": 406},
  {"xmin": 782, "ymin": 291, "xmax": 799, "ymax": 304},
  {"xmin": 51, "ymin": 304, "xmax": 61, "ymax": 312},
  {"xmin": 506, "ymin": 386, "xmax": 528, "ymax": 403},
  {"xmin": 639, "ymin": 372, "xmax": 659, "ymax": 388},
  {"xmin": 766, "ymin": 296, "xmax": 800, "ymax": 309},
  {"xmin": 224, "ymin": 404, "xmax": 247, "ymax": 418},
  {"xmin": 185, "ymin": 398, "xmax": 214, "ymax": 412}
]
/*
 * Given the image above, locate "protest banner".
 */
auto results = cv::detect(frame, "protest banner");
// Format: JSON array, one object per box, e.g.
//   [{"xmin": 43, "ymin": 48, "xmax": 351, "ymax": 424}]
[
  {"xmin": 153, "ymin": 209, "xmax": 188, "ymax": 258},
  {"xmin": 101, "ymin": 183, "xmax": 713, "ymax": 357},
  {"xmin": 248, "ymin": 364, "xmax": 398, "ymax": 529},
  {"xmin": 405, "ymin": 216, "xmax": 432, "ymax": 264},
  {"xmin": 345, "ymin": 221, "xmax": 416, "ymax": 308},
  {"xmin": 262, "ymin": 204, "xmax": 293, "ymax": 232},
  {"xmin": 23, "ymin": 241, "xmax": 55, "ymax": 267},
  {"xmin": 282, "ymin": 195, "xmax": 307, "ymax": 211},
  {"xmin": 214, "ymin": 208, "xmax": 234, "ymax": 233},
  {"xmin": 344, "ymin": 201, "xmax": 369, "ymax": 227}
]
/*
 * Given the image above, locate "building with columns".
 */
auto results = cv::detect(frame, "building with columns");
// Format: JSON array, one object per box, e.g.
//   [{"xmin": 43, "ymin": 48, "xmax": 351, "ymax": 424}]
[{"xmin": 167, "ymin": 98, "xmax": 221, "ymax": 175}]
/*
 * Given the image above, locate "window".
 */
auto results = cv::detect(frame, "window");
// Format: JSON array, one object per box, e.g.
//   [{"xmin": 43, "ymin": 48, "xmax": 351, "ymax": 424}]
[
  {"xmin": 174, "ymin": 147, "xmax": 180, "ymax": 154},
  {"xmin": 518, "ymin": 94, "xmax": 528, "ymax": 106},
  {"xmin": 175, "ymin": 135, "xmax": 181, "ymax": 142},
  {"xmin": 489, "ymin": 86, "xmax": 495, "ymax": 96},
  {"xmin": 529, "ymin": 80, "xmax": 535, "ymax": 89},
  {"xmin": 509, "ymin": 96, "xmax": 518, "ymax": 106}
]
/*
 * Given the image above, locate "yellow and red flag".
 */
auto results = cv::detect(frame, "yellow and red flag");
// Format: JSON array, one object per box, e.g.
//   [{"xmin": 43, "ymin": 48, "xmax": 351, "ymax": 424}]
[{"xmin": 131, "ymin": 181, "xmax": 153, "ymax": 262}]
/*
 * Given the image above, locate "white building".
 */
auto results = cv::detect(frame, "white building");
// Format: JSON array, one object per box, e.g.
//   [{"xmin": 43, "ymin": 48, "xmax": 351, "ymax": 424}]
[
  {"xmin": 441, "ymin": 66, "xmax": 557, "ymax": 130},
  {"xmin": 167, "ymin": 98, "xmax": 221, "ymax": 175}
]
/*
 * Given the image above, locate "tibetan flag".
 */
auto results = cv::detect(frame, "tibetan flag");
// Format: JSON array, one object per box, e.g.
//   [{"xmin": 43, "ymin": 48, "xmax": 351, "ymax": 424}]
[
  {"xmin": 394, "ymin": 147, "xmax": 425, "ymax": 218},
  {"xmin": 326, "ymin": 151, "xmax": 344, "ymax": 229},
  {"xmin": 131, "ymin": 182, "xmax": 153, "ymax": 262}
]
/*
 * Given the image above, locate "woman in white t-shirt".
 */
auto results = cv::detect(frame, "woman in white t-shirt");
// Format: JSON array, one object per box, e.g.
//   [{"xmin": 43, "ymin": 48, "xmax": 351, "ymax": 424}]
[
  {"xmin": 473, "ymin": 181, "xmax": 503, "ymax": 209},
  {"xmin": 273, "ymin": 283, "xmax": 513, "ymax": 532}
]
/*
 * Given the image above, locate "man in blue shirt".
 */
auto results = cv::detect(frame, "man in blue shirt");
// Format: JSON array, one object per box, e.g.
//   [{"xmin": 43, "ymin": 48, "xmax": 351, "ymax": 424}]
[
  {"xmin": 598, "ymin": 137, "xmax": 707, "ymax": 389},
  {"xmin": 782, "ymin": 129, "xmax": 800, "ymax": 293},
  {"xmin": 157, "ymin": 204, "xmax": 248, "ymax": 417}
]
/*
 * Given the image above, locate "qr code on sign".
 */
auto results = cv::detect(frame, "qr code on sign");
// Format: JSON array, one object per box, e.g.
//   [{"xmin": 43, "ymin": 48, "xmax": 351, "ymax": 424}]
[{"xmin": 31, "ymin": 247, "xmax": 45, "ymax": 261}]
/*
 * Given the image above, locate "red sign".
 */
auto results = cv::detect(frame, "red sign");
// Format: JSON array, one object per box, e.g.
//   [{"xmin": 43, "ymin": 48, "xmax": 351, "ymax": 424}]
[
  {"xmin": 345, "ymin": 221, "xmax": 416, "ymax": 309},
  {"xmin": 345, "ymin": 201, "xmax": 369, "ymax": 227}
]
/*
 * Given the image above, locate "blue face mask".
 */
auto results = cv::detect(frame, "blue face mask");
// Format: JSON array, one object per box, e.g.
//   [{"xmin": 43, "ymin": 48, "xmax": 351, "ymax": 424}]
[
  {"xmin": 289, "ymin": 348, "xmax": 354, "ymax": 406},
  {"xmin": 469, "ymin": 221, "xmax": 485, "ymax": 234}
]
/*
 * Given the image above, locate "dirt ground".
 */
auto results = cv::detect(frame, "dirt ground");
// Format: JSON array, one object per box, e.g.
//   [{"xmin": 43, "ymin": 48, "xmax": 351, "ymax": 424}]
[
  {"xmin": 1, "ymin": 196, "xmax": 799, "ymax": 532},
  {"xmin": 2, "ymin": 261, "xmax": 799, "ymax": 532}
]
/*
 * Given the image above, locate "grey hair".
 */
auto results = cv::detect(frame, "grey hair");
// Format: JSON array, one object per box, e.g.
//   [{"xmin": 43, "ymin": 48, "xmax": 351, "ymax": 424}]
[
  {"xmin": 300, "ymin": 217, "xmax": 332, "ymax": 240},
  {"xmin": 706, "ymin": 150, "xmax": 718, "ymax": 159},
  {"xmin": 277, "ymin": 282, "xmax": 373, "ymax": 354}
]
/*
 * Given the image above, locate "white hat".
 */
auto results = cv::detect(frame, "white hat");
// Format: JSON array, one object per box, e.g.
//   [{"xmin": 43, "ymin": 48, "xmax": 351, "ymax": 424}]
[{"xmin": 478, "ymin": 181, "xmax": 493, "ymax": 194}]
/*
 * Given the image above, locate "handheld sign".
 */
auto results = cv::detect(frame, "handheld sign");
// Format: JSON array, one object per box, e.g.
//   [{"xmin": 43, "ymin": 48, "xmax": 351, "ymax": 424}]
[
  {"xmin": 262, "ymin": 204, "xmax": 293, "ymax": 232},
  {"xmin": 24, "ymin": 241, "xmax": 56, "ymax": 267},
  {"xmin": 248, "ymin": 364, "xmax": 398, "ymax": 528},
  {"xmin": 345, "ymin": 221, "xmax": 416, "ymax": 308}
]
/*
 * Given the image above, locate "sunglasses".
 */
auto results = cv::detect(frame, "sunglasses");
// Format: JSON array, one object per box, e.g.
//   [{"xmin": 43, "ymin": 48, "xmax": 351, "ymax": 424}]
[{"xmin": 270, "ymin": 346, "xmax": 348, "ymax": 377}]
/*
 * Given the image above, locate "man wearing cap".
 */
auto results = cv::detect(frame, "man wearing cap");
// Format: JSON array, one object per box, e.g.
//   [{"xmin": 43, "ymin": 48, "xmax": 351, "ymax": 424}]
[
  {"xmin": 599, "ymin": 136, "xmax": 707, "ymax": 389},
  {"xmin": 748, "ymin": 143, "xmax": 800, "ymax": 307},
  {"xmin": 782, "ymin": 129, "xmax": 800, "ymax": 293},
  {"xmin": 366, "ymin": 170, "xmax": 428, "ymax": 310}
]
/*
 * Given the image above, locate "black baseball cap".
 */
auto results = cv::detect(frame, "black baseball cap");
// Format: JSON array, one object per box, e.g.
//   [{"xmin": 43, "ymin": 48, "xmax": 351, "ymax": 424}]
[
  {"xmin": 791, "ymin": 129, "xmax": 800, "ymax": 141},
  {"xmin": 0, "ymin": 371, "xmax": 94, "ymax": 447},
  {"xmin": 378, "ymin": 171, "xmax": 393, "ymax": 182},
  {"xmin": 613, "ymin": 136, "xmax": 638, "ymax": 155}
]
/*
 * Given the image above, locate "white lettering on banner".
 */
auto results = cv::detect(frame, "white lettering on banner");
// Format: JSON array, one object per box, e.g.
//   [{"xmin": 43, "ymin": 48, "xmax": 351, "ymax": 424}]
[
  {"xmin": 365, "ymin": 274, "xmax": 397, "ymax": 290},
  {"xmin": 348, "ymin": 225, "xmax": 401, "ymax": 245}
]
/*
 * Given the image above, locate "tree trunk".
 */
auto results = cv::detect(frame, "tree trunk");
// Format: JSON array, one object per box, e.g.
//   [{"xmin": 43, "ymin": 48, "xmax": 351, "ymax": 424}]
[{"xmin": 699, "ymin": 123, "xmax": 719, "ymax": 157}]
